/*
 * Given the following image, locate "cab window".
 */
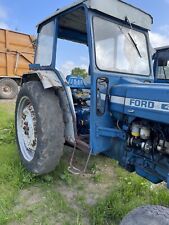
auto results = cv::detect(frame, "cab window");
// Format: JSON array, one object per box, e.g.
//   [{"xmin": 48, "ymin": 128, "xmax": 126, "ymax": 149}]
[
  {"xmin": 157, "ymin": 57, "xmax": 169, "ymax": 79},
  {"xmin": 35, "ymin": 20, "xmax": 55, "ymax": 66}
]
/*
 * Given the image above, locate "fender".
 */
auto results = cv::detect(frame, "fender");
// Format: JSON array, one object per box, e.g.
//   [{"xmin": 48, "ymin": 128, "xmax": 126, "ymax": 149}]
[
  {"xmin": 22, "ymin": 70, "xmax": 63, "ymax": 89},
  {"xmin": 22, "ymin": 70, "xmax": 76, "ymax": 144}
]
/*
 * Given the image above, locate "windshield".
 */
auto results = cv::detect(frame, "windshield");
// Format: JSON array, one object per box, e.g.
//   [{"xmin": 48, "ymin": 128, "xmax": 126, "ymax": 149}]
[{"xmin": 93, "ymin": 17, "xmax": 150, "ymax": 75}]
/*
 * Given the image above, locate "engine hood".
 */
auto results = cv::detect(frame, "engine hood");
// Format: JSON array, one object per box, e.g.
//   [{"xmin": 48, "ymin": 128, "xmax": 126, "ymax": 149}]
[{"xmin": 109, "ymin": 83, "xmax": 169, "ymax": 124}]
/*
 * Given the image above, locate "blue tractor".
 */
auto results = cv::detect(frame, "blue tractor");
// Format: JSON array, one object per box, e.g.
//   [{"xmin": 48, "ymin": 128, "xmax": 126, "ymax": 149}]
[{"xmin": 15, "ymin": 1, "xmax": 169, "ymax": 224}]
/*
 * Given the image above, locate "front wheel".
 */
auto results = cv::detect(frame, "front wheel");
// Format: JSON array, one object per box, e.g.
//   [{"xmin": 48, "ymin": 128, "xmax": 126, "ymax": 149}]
[
  {"xmin": 15, "ymin": 81, "xmax": 65, "ymax": 175},
  {"xmin": 120, "ymin": 205, "xmax": 169, "ymax": 225}
]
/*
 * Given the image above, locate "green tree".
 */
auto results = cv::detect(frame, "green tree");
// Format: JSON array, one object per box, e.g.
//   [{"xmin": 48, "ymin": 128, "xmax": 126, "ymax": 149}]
[{"xmin": 71, "ymin": 67, "xmax": 88, "ymax": 78}]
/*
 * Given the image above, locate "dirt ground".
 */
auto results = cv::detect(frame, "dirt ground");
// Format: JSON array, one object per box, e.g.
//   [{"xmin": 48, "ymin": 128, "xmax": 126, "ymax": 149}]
[{"xmin": 8, "ymin": 147, "xmax": 116, "ymax": 225}]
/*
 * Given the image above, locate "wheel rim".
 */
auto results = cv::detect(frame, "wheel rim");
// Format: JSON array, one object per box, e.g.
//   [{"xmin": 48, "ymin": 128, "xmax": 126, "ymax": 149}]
[{"xmin": 17, "ymin": 96, "xmax": 37, "ymax": 162}]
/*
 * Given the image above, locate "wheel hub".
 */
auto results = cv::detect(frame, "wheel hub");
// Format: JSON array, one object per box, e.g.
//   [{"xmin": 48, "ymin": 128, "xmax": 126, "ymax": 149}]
[
  {"xmin": 17, "ymin": 97, "xmax": 37, "ymax": 161},
  {"xmin": 2, "ymin": 85, "xmax": 11, "ymax": 93},
  {"xmin": 21, "ymin": 103, "xmax": 37, "ymax": 151}
]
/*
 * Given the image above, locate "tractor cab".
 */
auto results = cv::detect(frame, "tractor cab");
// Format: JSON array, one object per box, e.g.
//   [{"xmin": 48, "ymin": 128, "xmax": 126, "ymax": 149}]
[
  {"xmin": 35, "ymin": 0, "xmax": 153, "ymax": 146},
  {"xmin": 154, "ymin": 46, "xmax": 169, "ymax": 82}
]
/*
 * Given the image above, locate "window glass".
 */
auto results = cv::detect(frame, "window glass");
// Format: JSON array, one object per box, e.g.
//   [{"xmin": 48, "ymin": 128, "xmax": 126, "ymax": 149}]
[
  {"xmin": 36, "ymin": 21, "xmax": 55, "ymax": 66},
  {"xmin": 93, "ymin": 17, "xmax": 150, "ymax": 75},
  {"xmin": 157, "ymin": 60, "xmax": 169, "ymax": 79}
]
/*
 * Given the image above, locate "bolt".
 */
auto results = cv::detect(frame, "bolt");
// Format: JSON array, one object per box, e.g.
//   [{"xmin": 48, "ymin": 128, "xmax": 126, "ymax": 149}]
[
  {"xmin": 24, "ymin": 131, "xmax": 29, "ymax": 135},
  {"xmin": 22, "ymin": 114, "xmax": 26, "ymax": 120},
  {"xmin": 32, "ymin": 140, "xmax": 36, "ymax": 147}
]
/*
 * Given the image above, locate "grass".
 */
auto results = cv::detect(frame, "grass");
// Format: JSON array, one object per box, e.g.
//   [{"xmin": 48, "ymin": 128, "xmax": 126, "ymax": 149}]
[
  {"xmin": 0, "ymin": 102, "xmax": 92, "ymax": 225},
  {"xmin": 90, "ymin": 163, "xmax": 169, "ymax": 225},
  {"xmin": 0, "ymin": 103, "xmax": 36, "ymax": 224},
  {"xmin": 0, "ymin": 101, "xmax": 169, "ymax": 225}
]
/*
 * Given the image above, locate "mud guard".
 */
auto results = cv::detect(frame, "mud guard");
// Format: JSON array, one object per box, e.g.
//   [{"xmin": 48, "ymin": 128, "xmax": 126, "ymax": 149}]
[{"xmin": 22, "ymin": 70, "xmax": 76, "ymax": 144}]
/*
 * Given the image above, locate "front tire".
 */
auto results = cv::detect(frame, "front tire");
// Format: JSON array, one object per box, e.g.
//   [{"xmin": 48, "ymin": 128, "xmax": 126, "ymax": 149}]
[
  {"xmin": 120, "ymin": 205, "xmax": 169, "ymax": 225},
  {"xmin": 15, "ymin": 81, "xmax": 64, "ymax": 175}
]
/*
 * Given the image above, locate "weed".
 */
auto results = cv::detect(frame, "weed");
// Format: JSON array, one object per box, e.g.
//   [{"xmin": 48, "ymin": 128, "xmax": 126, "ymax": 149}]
[
  {"xmin": 59, "ymin": 170, "xmax": 73, "ymax": 185},
  {"xmin": 92, "ymin": 172, "xmax": 102, "ymax": 183}
]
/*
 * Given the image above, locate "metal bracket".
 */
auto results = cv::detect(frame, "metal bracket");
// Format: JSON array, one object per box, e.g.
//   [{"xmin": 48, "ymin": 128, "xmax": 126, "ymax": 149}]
[
  {"xmin": 68, "ymin": 143, "xmax": 92, "ymax": 175},
  {"xmin": 96, "ymin": 127, "xmax": 126, "ymax": 140}
]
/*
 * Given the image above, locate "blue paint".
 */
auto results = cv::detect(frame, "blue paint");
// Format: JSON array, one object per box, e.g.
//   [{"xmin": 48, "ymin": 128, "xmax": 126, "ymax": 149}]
[{"xmin": 67, "ymin": 75, "xmax": 90, "ymax": 89}]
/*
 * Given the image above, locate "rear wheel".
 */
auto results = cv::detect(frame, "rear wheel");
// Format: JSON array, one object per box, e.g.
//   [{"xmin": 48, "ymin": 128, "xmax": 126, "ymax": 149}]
[
  {"xmin": 0, "ymin": 78, "xmax": 18, "ymax": 99},
  {"xmin": 15, "ymin": 81, "xmax": 64, "ymax": 175},
  {"xmin": 120, "ymin": 205, "xmax": 169, "ymax": 225}
]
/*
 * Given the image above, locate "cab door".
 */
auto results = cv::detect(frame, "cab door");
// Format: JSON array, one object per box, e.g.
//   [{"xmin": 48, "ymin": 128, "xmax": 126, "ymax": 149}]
[
  {"xmin": 86, "ymin": 11, "xmax": 152, "ymax": 155},
  {"xmin": 86, "ymin": 12, "xmax": 124, "ymax": 155}
]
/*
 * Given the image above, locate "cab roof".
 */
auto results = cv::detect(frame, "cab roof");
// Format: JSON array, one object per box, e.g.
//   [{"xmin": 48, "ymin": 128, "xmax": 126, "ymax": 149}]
[
  {"xmin": 37, "ymin": 0, "xmax": 153, "ymax": 30},
  {"xmin": 156, "ymin": 46, "xmax": 169, "ymax": 52}
]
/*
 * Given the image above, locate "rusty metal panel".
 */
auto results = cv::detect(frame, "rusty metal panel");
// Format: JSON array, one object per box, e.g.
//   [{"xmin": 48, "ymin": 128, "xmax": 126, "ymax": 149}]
[
  {"xmin": 0, "ymin": 29, "xmax": 35, "ymax": 77},
  {"xmin": 38, "ymin": 0, "xmax": 153, "ymax": 30}
]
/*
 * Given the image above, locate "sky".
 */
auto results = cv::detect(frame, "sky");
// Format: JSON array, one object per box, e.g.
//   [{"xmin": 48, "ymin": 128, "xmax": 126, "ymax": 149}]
[{"xmin": 0, "ymin": 0, "xmax": 169, "ymax": 75}]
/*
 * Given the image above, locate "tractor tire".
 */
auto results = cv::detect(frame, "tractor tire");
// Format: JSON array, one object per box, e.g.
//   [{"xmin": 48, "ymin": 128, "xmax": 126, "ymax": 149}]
[
  {"xmin": 15, "ymin": 81, "xmax": 65, "ymax": 175},
  {"xmin": 120, "ymin": 205, "xmax": 169, "ymax": 225},
  {"xmin": 0, "ymin": 78, "xmax": 18, "ymax": 99}
]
